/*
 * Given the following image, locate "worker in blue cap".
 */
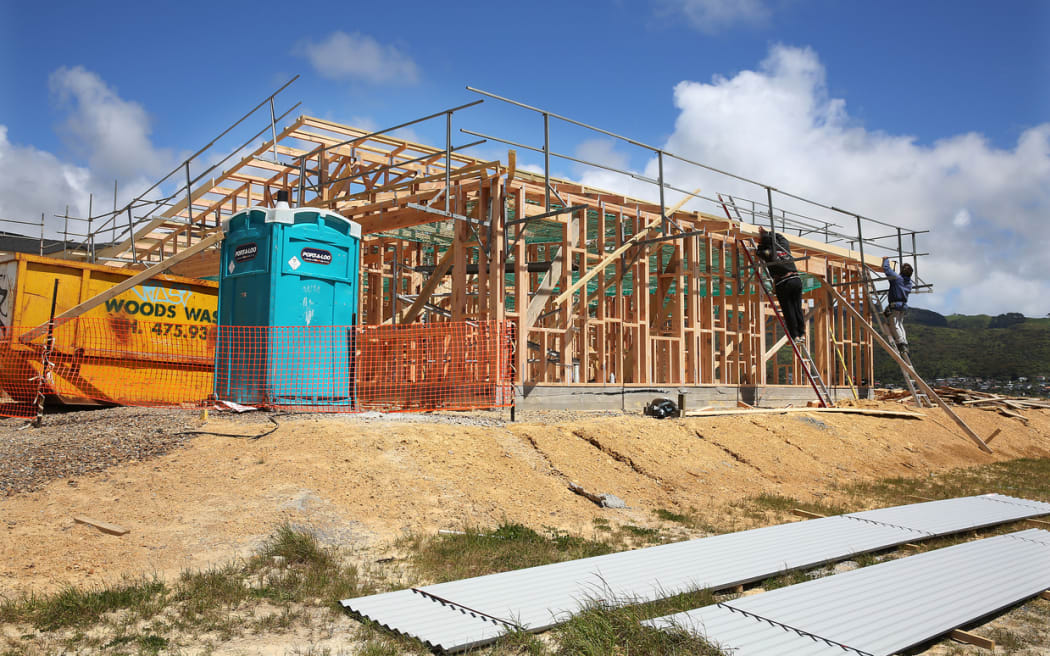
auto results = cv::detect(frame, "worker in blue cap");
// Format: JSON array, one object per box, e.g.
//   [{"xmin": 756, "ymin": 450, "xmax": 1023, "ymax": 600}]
[{"xmin": 883, "ymin": 257, "xmax": 914, "ymax": 356}]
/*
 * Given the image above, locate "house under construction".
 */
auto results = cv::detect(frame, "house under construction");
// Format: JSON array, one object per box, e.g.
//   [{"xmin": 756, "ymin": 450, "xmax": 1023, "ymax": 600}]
[{"xmin": 9, "ymin": 84, "xmax": 932, "ymax": 411}]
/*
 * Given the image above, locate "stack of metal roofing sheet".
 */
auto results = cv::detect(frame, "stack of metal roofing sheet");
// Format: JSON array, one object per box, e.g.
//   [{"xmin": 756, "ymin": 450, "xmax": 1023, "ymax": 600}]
[
  {"xmin": 344, "ymin": 589, "xmax": 517, "ymax": 652},
  {"xmin": 648, "ymin": 529, "xmax": 1050, "ymax": 656},
  {"xmin": 341, "ymin": 494, "xmax": 1050, "ymax": 653}
]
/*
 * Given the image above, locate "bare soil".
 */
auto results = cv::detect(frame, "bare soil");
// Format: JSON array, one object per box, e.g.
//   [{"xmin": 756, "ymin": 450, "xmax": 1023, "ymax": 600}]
[{"xmin": 3, "ymin": 403, "xmax": 1049, "ymax": 596}]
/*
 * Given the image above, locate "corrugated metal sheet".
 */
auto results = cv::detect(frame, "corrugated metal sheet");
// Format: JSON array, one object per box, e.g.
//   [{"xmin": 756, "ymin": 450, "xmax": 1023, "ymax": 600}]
[
  {"xmin": 647, "ymin": 605, "xmax": 865, "ymax": 655},
  {"xmin": 341, "ymin": 496, "xmax": 1050, "ymax": 653},
  {"xmin": 413, "ymin": 516, "xmax": 917, "ymax": 632},
  {"xmin": 340, "ymin": 588, "xmax": 516, "ymax": 652},
  {"xmin": 650, "ymin": 529, "xmax": 1050, "ymax": 656},
  {"xmin": 845, "ymin": 493, "xmax": 1050, "ymax": 535},
  {"xmin": 991, "ymin": 494, "xmax": 1050, "ymax": 513}
]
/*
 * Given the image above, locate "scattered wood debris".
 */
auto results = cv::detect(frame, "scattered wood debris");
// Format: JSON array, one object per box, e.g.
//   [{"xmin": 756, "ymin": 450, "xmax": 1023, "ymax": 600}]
[
  {"xmin": 682, "ymin": 407, "xmax": 924, "ymax": 419},
  {"xmin": 878, "ymin": 386, "xmax": 1050, "ymax": 424},
  {"xmin": 568, "ymin": 482, "xmax": 626, "ymax": 509},
  {"xmin": 791, "ymin": 509, "xmax": 825, "ymax": 519},
  {"xmin": 949, "ymin": 628, "xmax": 995, "ymax": 650}
]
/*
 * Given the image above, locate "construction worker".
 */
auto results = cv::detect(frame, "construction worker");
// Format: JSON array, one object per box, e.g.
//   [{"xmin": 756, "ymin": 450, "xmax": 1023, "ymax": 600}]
[
  {"xmin": 883, "ymin": 257, "xmax": 914, "ymax": 355},
  {"xmin": 757, "ymin": 227, "xmax": 806, "ymax": 348}
]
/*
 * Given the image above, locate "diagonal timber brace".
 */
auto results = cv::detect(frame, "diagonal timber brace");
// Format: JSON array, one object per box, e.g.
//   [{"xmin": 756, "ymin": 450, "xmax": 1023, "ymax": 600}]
[{"xmin": 822, "ymin": 280, "xmax": 993, "ymax": 453}]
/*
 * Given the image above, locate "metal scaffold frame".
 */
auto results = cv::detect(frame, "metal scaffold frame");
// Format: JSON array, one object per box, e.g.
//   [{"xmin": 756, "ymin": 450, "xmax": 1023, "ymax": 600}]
[{"xmin": 0, "ymin": 84, "xmax": 936, "ymax": 400}]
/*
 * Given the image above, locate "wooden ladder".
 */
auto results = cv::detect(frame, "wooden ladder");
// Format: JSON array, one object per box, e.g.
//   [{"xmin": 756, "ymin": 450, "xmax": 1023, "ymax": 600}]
[
  {"xmin": 718, "ymin": 193, "xmax": 832, "ymax": 407},
  {"xmin": 740, "ymin": 240, "xmax": 833, "ymax": 408}
]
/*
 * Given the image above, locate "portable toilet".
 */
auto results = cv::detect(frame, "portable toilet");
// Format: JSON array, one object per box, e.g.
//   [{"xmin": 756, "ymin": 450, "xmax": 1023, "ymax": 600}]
[{"xmin": 215, "ymin": 191, "xmax": 361, "ymax": 406}]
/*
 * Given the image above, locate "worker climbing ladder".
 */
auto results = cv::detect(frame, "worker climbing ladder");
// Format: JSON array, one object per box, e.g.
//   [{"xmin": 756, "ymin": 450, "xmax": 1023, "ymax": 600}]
[
  {"xmin": 718, "ymin": 194, "xmax": 832, "ymax": 407},
  {"xmin": 858, "ymin": 268, "xmax": 930, "ymax": 407},
  {"xmin": 717, "ymin": 193, "xmax": 993, "ymax": 454},
  {"xmin": 823, "ymin": 282, "xmax": 995, "ymax": 453},
  {"xmin": 741, "ymin": 242, "xmax": 833, "ymax": 407}
]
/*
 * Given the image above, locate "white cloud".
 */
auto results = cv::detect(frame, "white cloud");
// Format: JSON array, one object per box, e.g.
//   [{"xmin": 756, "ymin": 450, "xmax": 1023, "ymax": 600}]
[
  {"xmin": 295, "ymin": 32, "xmax": 419, "ymax": 85},
  {"xmin": 581, "ymin": 45, "xmax": 1050, "ymax": 316},
  {"xmin": 1, "ymin": 67, "xmax": 175, "ymax": 238},
  {"xmin": 658, "ymin": 0, "xmax": 770, "ymax": 33},
  {"xmin": 49, "ymin": 66, "xmax": 172, "ymax": 180},
  {"xmin": 572, "ymin": 138, "xmax": 637, "ymax": 191},
  {"xmin": 952, "ymin": 209, "xmax": 971, "ymax": 227},
  {"xmin": 0, "ymin": 125, "xmax": 91, "ymax": 230},
  {"xmin": 576, "ymin": 139, "xmax": 630, "ymax": 172}
]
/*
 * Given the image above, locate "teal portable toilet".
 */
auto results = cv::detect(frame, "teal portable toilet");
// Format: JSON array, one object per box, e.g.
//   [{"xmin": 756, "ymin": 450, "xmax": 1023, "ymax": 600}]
[{"xmin": 215, "ymin": 191, "xmax": 362, "ymax": 406}]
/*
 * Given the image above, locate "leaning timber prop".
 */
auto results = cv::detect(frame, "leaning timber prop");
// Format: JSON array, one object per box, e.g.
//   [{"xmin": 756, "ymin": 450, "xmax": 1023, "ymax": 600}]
[
  {"xmin": 821, "ymin": 280, "xmax": 994, "ymax": 454},
  {"xmin": 19, "ymin": 231, "xmax": 225, "ymax": 344}
]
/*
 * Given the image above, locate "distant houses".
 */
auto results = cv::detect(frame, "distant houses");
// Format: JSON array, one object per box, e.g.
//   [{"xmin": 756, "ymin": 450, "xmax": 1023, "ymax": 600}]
[{"xmin": 877, "ymin": 374, "xmax": 1049, "ymax": 397}]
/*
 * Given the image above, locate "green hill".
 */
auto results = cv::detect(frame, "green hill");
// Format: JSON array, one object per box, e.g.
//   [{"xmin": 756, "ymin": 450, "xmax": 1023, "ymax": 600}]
[{"xmin": 872, "ymin": 310, "xmax": 1050, "ymax": 384}]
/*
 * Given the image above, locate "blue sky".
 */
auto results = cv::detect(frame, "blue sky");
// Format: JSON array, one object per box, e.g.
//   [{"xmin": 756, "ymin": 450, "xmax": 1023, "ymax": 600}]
[{"xmin": 1, "ymin": 0, "xmax": 1048, "ymax": 315}]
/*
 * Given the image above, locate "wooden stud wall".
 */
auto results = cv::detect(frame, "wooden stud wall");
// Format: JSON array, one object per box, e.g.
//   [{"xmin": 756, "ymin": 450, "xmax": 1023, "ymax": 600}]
[
  {"xmin": 350, "ymin": 171, "xmax": 873, "ymax": 389},
  {"xmin": 85, "ymin": 115, "xmax": 875, "ymax": 391}
]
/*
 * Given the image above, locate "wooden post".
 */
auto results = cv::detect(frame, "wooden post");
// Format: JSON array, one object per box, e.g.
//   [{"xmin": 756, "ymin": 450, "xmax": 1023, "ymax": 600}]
[{"xmin": 451, "ymin": 186, "xmax": 467, "ymax": 322}]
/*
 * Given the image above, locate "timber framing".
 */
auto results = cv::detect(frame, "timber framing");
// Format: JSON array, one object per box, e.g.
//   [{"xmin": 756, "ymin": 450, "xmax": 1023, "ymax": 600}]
[{"xmin": 63, "ymin": 115, "xmax": 886, "ymax": 391}]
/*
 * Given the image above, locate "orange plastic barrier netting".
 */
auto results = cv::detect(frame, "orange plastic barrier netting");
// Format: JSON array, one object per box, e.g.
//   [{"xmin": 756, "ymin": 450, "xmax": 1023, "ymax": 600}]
[{"xmin": 0, "ymin": 319, "xmax": 513, "ymax": 418}]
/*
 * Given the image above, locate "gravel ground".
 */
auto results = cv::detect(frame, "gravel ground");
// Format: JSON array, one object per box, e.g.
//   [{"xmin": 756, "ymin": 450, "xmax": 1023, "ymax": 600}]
[
  {"xmin": 0, "ymin": 405, "xmax": 627, "ymax": 496},
  {"xmin": 0, "ymin": 406, "xmax": 215, "ymax": 496}
]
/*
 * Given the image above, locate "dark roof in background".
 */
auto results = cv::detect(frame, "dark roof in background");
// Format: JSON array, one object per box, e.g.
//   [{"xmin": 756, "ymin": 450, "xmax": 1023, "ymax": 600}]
[
  {"xmin": 0, "ymin": 232, "xmax": 70, "ymax": 255},
  {"xmin": 0, "ymin": 231, "xmax": 116, "ymax": 257}
]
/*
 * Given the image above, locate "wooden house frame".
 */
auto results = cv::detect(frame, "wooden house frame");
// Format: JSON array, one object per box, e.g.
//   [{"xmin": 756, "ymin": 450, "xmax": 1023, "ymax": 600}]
[{"xmin": 55, "ymin": 115, "xmax": 891, "ymax": 406}]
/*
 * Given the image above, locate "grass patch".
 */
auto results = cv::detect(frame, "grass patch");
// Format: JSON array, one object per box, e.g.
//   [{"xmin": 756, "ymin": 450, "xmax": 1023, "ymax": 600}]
[
  {"xmin": 739, "ymin": 493, "xmax": 848, "ymax": 520},
  {"xmin": 759, "ymin": 568, "xmax": 811, "ymax": 592},
  {"xmin": 353, "ymin": 620, "xmax": 431, "ymax": 655},
  {"xmin": 845, "ymin": 457, "xmax": 1050, "ymax": 507},
  {"xmin": 620, "ymin": 524, "xmax": 662, "ymax": 539},
  {"xmin": 258, "ymin": 523, "xmax": 335, "ymax": 568},
  {"xmin": 246, "ymin": 526, "xmax": 362, "ymax": 606},
  {"xmin": 654, "ymin": 508, "xmax": 690, "ymax": 524},
  {"xmin": 591, "ymin": 517, "xmax": 611, "ymax": 532},
  {"xmin": 0, "ymin": 578, "xmax": 166, "ymax": 631},
  {"xmin": 101, "ymin": 633, "xmax": 168, "ymax": 655},
  {"xmin": 552, "ymin": 590, "xmax": 724, "ymax": 656},
  {"xmin": 486, "ymin": 629, "xmax": 548, "ymax": 655},
  {"xmin": 401, "ymin": 523, "xmax": 615, "ymax": 583},
  {"xmin": 0, "ymin": 523, "xmax": 366, "ymax": 653}
]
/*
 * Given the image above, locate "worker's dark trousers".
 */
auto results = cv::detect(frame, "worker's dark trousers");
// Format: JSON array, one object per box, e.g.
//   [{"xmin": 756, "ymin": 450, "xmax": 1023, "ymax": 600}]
[{"xmin": 775, "ymin": 276, "xmax": 805, "ymax": 340}]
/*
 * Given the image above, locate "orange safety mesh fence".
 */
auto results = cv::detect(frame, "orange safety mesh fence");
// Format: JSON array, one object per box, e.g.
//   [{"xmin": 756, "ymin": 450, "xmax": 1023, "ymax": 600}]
[{"xmin": 0, "ymin": 319, "xmax": 513, "ymax": 418}]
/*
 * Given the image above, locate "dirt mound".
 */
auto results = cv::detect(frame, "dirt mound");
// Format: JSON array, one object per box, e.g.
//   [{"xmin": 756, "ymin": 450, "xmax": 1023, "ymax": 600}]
[{"xmin": 2, "ymin": 404, "xmax": 1049, "ymax": 594}]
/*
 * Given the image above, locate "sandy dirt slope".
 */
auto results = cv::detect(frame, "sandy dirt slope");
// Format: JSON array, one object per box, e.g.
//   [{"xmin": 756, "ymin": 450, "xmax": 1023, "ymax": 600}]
[{"xmin": 2, "ymin": 405, "xmax": 1049, "ymax": 594}]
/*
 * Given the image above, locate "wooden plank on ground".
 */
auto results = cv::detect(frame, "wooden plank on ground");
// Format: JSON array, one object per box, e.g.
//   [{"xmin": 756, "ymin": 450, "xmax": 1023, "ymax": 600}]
[
  {"xmin": 949, "ymin": 629, "xmax": 995, "ymax": 650},
  {"xmin": 74, "ymin": 516, "xmax": 129, "ymax": 536},
  {"xmin": 681, "ymin": 407, "xmax": 924, "ymax": 419},
  {"xmin": 791, "ymin": 509, "xmax": 825, "ymax": 519}
]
